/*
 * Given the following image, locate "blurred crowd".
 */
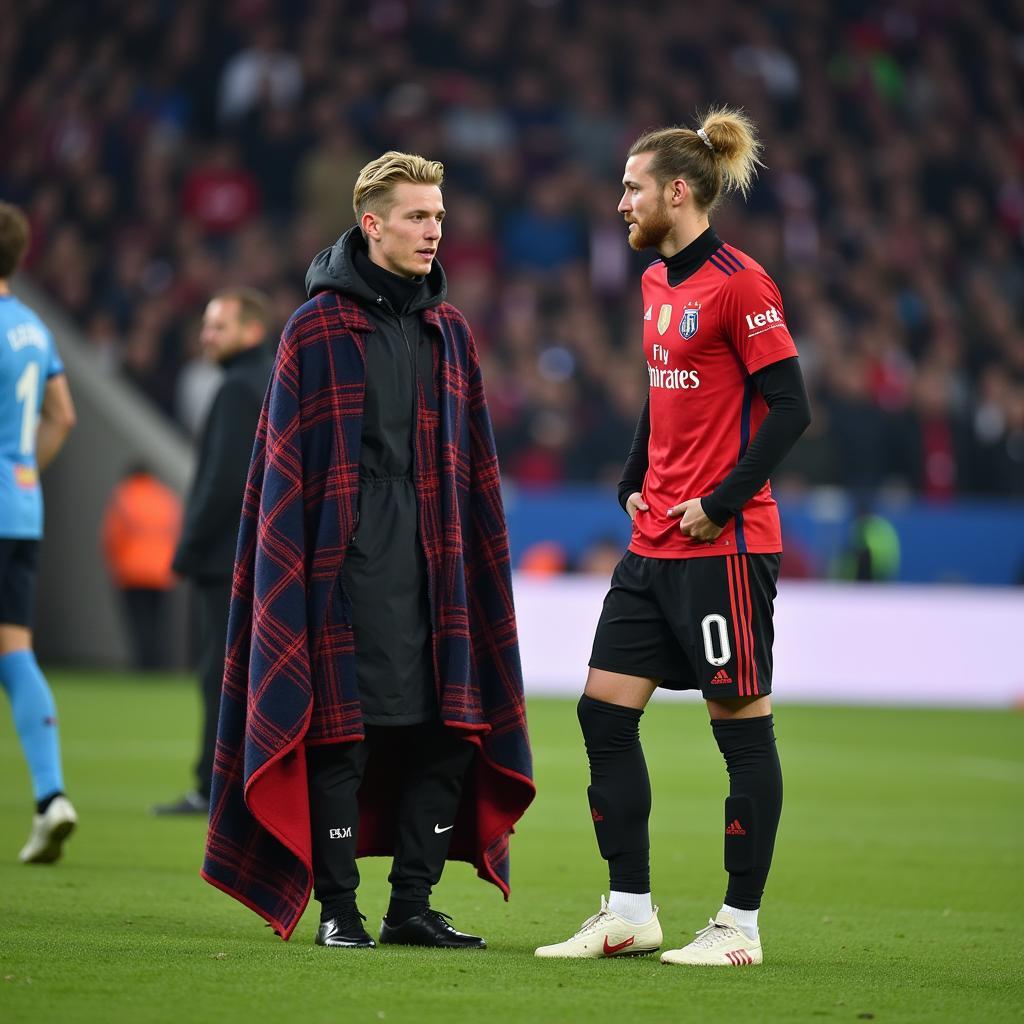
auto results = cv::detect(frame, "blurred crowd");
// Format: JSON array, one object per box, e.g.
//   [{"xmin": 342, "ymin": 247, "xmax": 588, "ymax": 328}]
[{"xmin": 2, "ymin": 0, "xmax": 1024, "ymax": 496}]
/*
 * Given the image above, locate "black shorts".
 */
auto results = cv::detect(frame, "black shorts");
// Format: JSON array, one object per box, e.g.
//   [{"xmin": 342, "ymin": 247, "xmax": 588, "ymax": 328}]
[
  {"xmin": 0, "ymin": 537, "xmax": 40, "ymax": 628},
  {"xmin": 589, "ymin": 550, "xmax": 780, "ymax": 699}
]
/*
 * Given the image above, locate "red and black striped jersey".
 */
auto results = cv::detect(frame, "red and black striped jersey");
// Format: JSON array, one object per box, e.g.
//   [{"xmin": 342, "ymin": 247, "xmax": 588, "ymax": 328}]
[{"xmin": 629, "ymin": 241, "xmax": 798, "ymax": 559}]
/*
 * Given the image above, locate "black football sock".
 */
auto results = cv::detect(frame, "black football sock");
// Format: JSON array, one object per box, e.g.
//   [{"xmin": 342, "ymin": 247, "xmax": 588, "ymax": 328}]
[
  {"xmin": 577, "ymin": 695, "xmax": 651, "ymax": 894},
  {"xmin": 711, "ymin": 714, "xmax": 783, "ymax": 911},
  {"xmin": 36, "ymin": 791, "xmax": 64, "ymax": 815}
]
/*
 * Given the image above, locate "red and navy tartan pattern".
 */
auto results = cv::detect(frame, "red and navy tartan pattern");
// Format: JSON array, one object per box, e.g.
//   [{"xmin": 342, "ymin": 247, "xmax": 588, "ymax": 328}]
[{"xmin": 202, "ymin": 292, "xmax": 535, "ymax": 938}]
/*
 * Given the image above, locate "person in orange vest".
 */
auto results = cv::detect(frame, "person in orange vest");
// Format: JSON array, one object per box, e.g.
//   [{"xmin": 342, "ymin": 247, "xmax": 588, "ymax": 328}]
[{"xmin": 101, "ymin": 464, "xmax": 182, "ymax": 671}]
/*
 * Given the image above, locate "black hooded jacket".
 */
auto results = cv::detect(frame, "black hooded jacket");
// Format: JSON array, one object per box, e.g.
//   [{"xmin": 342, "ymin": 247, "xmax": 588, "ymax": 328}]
[{"xmin": 305, "ymin": 227, "xmax": 446, "ymax": 725}]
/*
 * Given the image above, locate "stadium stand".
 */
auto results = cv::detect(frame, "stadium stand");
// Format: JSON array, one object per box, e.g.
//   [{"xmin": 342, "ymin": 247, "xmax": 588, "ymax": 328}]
[{"xmin": 2, "ymin": 1, "xmax": 1022, "ymax": 526}]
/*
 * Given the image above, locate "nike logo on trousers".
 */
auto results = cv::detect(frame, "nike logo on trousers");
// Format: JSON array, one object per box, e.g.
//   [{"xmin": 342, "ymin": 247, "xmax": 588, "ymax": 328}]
[{"xmin": 434, "ymin": 824, "xmax": 454, "ymax": 834}]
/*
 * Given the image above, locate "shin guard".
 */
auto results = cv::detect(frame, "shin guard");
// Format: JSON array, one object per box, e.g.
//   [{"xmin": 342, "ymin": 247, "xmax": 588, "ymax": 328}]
[
  {"xmin": 712, "ymin": 714, "xmax": 783, "ymax": 911},
  {"xmin": 577, "ymin": 694, "xmax": 651, "ymax": 893}
]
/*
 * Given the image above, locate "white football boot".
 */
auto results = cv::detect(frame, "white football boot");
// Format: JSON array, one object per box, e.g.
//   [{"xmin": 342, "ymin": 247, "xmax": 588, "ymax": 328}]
[
  {"xmin": 660, "ymin": 910, "xmax": 762, "ymax": 966},
  {"xmin": 535, "ymin": 896, "xmax": 662, "ymax": 958},
  {"xmin": 19, "ymin": 795, "xmax": 78, "ymax": 864}
]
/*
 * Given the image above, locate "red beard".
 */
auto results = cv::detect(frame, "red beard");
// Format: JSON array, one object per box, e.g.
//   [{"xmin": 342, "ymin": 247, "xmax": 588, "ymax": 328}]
[{"xmin": 627, "ymin": 198, "xmax": 673, "ymax": 251}]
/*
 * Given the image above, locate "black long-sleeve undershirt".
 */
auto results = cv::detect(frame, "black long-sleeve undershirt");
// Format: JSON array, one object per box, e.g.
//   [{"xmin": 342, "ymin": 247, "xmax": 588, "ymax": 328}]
[{"xmin": 617, "ymin": 355, "xmax": 812, "ymax": 526}]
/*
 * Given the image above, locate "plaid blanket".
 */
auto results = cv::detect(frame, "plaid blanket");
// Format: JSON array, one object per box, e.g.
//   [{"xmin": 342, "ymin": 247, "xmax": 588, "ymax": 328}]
[{"xmin": 201, "ymin": 291, "xmax": 535, "ymax": 939}]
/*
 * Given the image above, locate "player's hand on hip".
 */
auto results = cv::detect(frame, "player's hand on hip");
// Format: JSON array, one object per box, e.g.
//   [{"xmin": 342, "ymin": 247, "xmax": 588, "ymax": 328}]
[
  {"xmin": 668, "ymin": 498, "xmax": 724, "ymax": 542},
  {"xmin": 625, "ymin": 492, "xmax": 649, "ymax": 521}
]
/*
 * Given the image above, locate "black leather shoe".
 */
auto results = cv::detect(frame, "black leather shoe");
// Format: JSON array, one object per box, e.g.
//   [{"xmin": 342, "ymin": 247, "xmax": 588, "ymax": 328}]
[
  {"xmin": 379, "ymin": 909, "xmax": 486, "ymax": 949},
  {"xmin": 152, "ymin": 791, "xmax": 209, "ymax": 816},
  {"xmin": 315, "ymin": 909, "xmax": 375, "ymax": 948}
]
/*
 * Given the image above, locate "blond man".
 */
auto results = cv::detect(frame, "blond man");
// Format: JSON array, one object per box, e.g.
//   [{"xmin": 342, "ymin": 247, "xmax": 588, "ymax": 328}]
[{"xmin": 202, "ymin": 153, "xmax": 534, "ymax": 950}]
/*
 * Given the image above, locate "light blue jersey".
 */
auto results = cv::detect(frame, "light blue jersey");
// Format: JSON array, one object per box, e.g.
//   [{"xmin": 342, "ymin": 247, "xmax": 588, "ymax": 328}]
[{"xmin": 0, "ymin": 295, "xmax": 64, "ymax": 538}]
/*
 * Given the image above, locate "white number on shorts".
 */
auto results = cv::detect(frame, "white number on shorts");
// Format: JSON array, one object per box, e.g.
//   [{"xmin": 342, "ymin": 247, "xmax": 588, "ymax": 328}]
[{"xmin": 700, "ymin": 613, "xmax": 731, "ymax": 667}]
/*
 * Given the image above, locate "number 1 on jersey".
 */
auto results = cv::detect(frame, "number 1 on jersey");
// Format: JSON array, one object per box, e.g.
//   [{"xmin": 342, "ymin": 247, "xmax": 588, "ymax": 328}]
[{"xmin": 15, "ymin": 361, "xmax": 40, "ymax": 456}]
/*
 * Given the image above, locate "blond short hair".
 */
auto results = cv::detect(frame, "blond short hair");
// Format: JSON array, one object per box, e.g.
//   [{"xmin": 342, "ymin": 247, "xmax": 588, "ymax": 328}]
[{"xmin": 352, "ymin": 151, "xmax": 444, "ymax": 223}]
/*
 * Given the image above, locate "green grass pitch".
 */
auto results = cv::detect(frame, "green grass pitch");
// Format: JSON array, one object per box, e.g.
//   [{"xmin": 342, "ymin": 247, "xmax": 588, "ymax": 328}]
[{"xmin": 2, "ymin": 672, "xmax": 1023, "ymax": 1023}]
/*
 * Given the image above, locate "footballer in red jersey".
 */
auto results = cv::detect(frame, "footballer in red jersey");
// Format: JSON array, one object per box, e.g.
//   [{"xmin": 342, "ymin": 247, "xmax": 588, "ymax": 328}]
[
  {"xmin": 537, "ymin": 109, "xmax": 810, "ymax": 967},
  {"xmin": 632, "ymin": 246, "xmax": 797, "ymax": 558}
]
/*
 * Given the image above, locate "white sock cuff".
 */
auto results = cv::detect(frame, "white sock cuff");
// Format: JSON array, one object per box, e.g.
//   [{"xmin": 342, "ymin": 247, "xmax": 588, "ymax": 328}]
[
  {"xmin": 722, "ymin": 903, "xmax": 759, "ymax": 939},
  {"xmin": 608, "ymin": 890, "xmax": 654, "ymax": 924}
]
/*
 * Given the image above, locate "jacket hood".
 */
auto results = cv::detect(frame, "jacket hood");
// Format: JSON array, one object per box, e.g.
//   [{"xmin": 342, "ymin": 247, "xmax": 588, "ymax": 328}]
[{"xmin": 305, "ymin": 225, "xmax": 447, "ymax": 312}]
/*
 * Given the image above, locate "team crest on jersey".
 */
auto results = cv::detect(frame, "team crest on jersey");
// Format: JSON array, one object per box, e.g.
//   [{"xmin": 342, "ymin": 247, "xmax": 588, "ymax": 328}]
[
  {"xmin": 679, "ymin": 303, "xmax": 701, "ymax": 340},
  {"xmin": 657, "ymin": 304, "xmax": 673, "ymax": 335}
]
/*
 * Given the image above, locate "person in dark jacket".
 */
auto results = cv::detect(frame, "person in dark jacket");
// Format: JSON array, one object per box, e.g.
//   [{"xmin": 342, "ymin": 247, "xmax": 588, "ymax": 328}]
[
  {"xmin": 153, "ymin": 288, "xmax": 273, "ymax": 815},
  {"xmin": 200, "ymin": 152, "xmax": 534, "ymax": 950}
]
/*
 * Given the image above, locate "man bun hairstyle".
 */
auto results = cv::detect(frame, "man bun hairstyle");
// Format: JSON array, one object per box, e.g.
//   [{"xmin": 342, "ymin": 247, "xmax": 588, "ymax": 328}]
[
  {"xmin": 628, "ymin": 106, "xmax": 764, "ymax": 214},
  {"xmin": 352, "ymin": 150, "xmax": 445, "ymax": 224},
  {"xmin": 0, "ymin": 201, "xmax": 30, "ymax": 279}
]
